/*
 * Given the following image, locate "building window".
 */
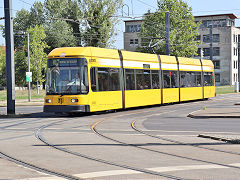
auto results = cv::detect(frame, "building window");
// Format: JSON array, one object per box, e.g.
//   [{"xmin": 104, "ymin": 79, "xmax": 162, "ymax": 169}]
[
  {"xmin": 135, "ymin": 39, "xmax": 138, "ymax": 45},
  {"xmin": 215, "ymin": 73, "xmax": 220, "ymax": 82},
  {"xmin": 130, "ymin": 39, "xmax": 139, "ymax": 45},
  {"xmin": 196, "ymin": 48, "xmax": 201, "ymax": 56},
  {"xmin": 213, "ymin": 47, "xmax": 220, "ymax": 56},
  {"xmin": 203, "ymin": 48, "xmax": 210, "ymax": 56},
  {"xmin": 126, "ymin": 24, "xmax": 141, "ymax": 33},
  {"xmin": 213, "ymin": 34, "xmax": 220, "ymax": 42},
  {"xmin": 203, "ymin": 34, "xmax": 220, "ymax": 43},
  {"xmin": 130, "ymin": 39, "xmax": 134, "ymax": 45},
  {"xmin": 195, "ymin": 35, "xmax": 201, "ymax": 41},
  {"xmin": 200, "ymin": 19, "xmax": 226, "ymax": 28},
  {"xmin": 203, "ymin": 35, "xmax": 210, "ymax": 43},
  {"xmin": 213, "ymin": 60, "xmax": 220, "ymax": 69}
]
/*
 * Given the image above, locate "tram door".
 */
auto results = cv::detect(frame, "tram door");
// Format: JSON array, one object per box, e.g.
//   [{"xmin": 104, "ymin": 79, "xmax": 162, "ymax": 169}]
[{"xmin": 90, "ymin": 67, "xmax": 122, "ymax": 112}]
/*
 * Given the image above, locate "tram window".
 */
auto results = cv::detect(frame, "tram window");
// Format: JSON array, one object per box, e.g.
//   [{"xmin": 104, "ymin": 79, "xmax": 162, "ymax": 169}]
[
  {"xmin": 136, "ymin": 69, "xmax": 144, "ymax": 90},
  {"xmin": 163, "ymin": 70, "xmax": 178, "ymax": 88},
  {"xmin": 143, "ymin": 70, "xmax": 151, "ymax": 89},
  {"xmin": 171, "ymin": 71, "xmax": 178, "ymax": 88},
  {"xmin": 195, "ymin": 72, "xmax": 202, "ymax": 87},
  {"xmin": 151, "ymin": 70, "xmax": 160, "ymax": 89},
  {"xmin": 163, "ymin": 71, "xmax": 171, "ymax": 88},
  {"xmin": 109, "ymin": 68, "xmax": 120, "ymax": 91},
  {"xmin": 125, "ymin": 69, "xmax": 135, "ymax": 90},
  {"xmin": 98, "ymin": 68, "xmax": 109, "ymax": 91},
  {"xmin": 204, "ymin": 72, "xmax": 214, "ymax": 86},
  {"xmin": 180, "ymin": 72, "xmax": 190, "ymax": 87},
  {"xmin": 181, "ymin": 71, "xmax": 202, "ymax": 87},
  {"xmin": 90, "ymin": 68, "xmax": 97, "ymax": 91}
]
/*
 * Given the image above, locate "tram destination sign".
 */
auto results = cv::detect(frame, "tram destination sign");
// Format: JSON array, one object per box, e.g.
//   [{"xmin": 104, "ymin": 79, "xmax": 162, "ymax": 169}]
[{"xmin": 48, "ymin": 58, "xmax": 79, "ymax": 67}]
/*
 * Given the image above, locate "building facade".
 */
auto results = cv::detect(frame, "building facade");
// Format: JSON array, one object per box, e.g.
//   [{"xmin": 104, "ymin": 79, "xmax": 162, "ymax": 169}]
[
  {"xmin": 124, "ymin": 20, "xmax": 143, "ymax": 52},
  {"xmin": 195, "ymin": 14, "xmax": 240, "ymax": 86},
  {"xmin": 124, "ymin": 14, "xmax": 240, "ymax": 86}
]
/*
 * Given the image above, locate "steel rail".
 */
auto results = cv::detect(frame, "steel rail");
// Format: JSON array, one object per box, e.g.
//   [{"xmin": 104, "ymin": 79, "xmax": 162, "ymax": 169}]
[{"xmin": 36, "ymin": 123, "xmax": 185, "ymax": 180}]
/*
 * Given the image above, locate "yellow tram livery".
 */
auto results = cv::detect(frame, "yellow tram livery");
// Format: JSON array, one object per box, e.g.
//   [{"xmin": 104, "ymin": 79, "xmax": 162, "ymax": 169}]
[{"xmin": 44, "ymin": 47, "xmax": 215, "ymax": 113}]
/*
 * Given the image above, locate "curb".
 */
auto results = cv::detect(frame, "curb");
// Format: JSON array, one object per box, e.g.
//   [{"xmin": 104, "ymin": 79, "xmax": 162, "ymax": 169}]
[
  {"xmin": 188, "ymin": 113, "xmax": 240, "ymax": 119},
  {"xmin": 198, "ymin": 134, "xmax": 240, "ymax": 144},
  {"xmin": 0, "ymin": 114, "xmax": 30, "ymax": 118}
]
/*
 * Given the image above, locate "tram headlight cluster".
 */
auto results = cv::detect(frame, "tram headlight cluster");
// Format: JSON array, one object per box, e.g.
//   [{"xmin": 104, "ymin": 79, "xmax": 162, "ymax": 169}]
[
  {"xmin": 71, "ymin": 99, "xmax": 79, "ymax": 103},
  {"xmin": 45, "ymin": 99, "xmax": 51, "ymax": 103}
]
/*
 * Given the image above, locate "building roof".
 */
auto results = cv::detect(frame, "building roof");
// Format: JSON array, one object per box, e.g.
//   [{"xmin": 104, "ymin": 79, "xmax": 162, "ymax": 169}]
[
  {"xmin": 195, "ymin": 13, "xmax": 238, "ymax": 19},
  {"xmin": 124, "ymin": 19, "xmax": 143, "ymax": 23}
]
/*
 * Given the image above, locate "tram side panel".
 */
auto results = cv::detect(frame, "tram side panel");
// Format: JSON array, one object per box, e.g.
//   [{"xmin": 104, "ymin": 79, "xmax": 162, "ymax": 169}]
[
  {"xmin": 122, "ymin": 51, "xmax": 162, "ymax": 108},
  {"xmin": 88, "ymin": 55, "xmax": 123, "ymax": 112},
  {"xmin": 160, "ymin": 56, "xmax": 180, "ymax": 104}
]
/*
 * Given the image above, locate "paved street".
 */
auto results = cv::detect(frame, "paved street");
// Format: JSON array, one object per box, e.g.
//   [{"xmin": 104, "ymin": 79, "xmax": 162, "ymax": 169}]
[{"xmin": 0, "ymin": 94, "xmax": 240, "ymax": 179}]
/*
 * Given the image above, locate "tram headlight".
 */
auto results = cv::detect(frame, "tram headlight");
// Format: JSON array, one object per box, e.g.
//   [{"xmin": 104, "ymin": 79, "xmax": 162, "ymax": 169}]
[
  {"xmin": 45, "ymin": 99, "xmax": 51, "ymax": 103},
  {"xmin": 71, "ymin": 99, "xmax": 79, "ymax": 103}
]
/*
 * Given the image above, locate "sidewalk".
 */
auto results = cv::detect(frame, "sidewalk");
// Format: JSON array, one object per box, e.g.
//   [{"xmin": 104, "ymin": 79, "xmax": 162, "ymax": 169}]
[
  {"xmin": 188, "ymin": 104, "xmax": 240, "ymax": 144},
  {"xmin": 0, "ymin": 99, "xmax": 44, "ymax": 107},
  {"xmin": 188, "ymin": 106, "xmax": 240, "ymax": 118}
]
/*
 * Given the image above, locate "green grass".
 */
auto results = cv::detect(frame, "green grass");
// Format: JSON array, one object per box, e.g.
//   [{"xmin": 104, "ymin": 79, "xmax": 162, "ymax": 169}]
[
  {"xmin": 216, "ymin": 85, "xmax": 234, "ymax": 95},
  {"xmin": 0, "ymin": 89, "xmax": 45, "ymax": 101}
]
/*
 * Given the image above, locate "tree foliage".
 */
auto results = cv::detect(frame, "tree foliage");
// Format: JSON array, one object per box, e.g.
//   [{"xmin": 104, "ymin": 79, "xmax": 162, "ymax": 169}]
[
  {"xmin": 138, "ymin": 0, "xmax": 200, "ymax": 57},
  {"xmin": 26, "ymin": 25, "xmax": 49, "ymax": 85},
  {"xmin": 45, "ymin": 21, "xmax": 77, "ymax": 52},
  {"xmin": 0, "ymin": 48, "xmax": 6, "ymax": 86},
  {"xmin": 15, "ymin": 50, "xmax": 28, "ymax": 86},
  {"xmin": 79, "ymin": 0, "xmax": 123, "ymax": 47}
]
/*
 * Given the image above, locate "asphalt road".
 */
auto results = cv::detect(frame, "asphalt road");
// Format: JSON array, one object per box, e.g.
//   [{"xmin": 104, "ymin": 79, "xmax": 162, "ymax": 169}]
[{"xmin": 0, "ymin": 94, "xmax": 240, "ymax": 180}]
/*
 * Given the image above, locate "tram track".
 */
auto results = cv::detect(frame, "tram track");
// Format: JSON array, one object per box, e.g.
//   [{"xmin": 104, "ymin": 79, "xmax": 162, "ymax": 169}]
[{"xmin": 1, "ymin": 94, "xmax": 239, "ymax": 179}]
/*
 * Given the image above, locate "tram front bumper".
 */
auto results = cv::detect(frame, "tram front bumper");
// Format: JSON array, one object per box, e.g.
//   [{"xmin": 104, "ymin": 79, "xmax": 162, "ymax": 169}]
[{"xmin": 44, "ymin": 105, "xmax": 90, "ymax": 113}]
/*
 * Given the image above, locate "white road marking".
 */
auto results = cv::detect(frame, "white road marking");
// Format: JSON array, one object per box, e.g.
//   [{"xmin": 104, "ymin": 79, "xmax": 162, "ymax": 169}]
[
  {"xmin": 18, "ymin": 163, "xmax": 240, "ymax": 179},
  {"xmin": 74, "ymin": 163, "xmax": 240, "ymax": 178}
]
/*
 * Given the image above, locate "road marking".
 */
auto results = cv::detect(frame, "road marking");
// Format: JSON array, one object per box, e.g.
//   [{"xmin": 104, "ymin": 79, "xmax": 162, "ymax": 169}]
[
  {"xmin": 75, "ymin": 163, "xmax": 240, "ymax": 178},
  {"xmin": 18, "ymin": 163, "xmax": 240, "ymax": 179}
]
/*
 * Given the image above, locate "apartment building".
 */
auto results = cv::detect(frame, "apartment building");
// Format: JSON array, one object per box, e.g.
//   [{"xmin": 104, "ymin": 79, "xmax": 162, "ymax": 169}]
[
  {"xmin": 195, "ymin": 14, "xmax": 240, "ymax": 86},
  {"xmin": 124, "ymin": 14, "xmax": 240, "ymax": 86}
]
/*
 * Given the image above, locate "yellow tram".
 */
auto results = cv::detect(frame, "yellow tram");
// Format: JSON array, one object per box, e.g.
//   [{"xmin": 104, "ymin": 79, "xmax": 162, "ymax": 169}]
[{"xmin": 44, "ymin": 47, "xmax": 215, "ymax": 113}]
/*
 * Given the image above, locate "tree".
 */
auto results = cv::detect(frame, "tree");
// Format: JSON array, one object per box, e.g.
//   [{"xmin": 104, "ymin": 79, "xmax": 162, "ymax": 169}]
[
  {"xmin": 26, "ymin": 25, "xmax": 49, "ymax": 93},
  {"xmin": 45, "ymin": 21, "xmax": 77, "ymax": 52},
  {"xmin": 138, "ymin": 0, "xmax": 200, "ymax": 57},
  {"xmin": 44, "ymin": 0, "xmax": 82, "ymax": 44},
  {"xmin": 0, "ymin": 48, "xmax": 6, "ymax": 86},
  {"xmin": 15, "ymin": 50, "xmax": 28, "ymax": 87},
  {"xmin": 79, "ymin": 0, "xmax": 123, "ymax": 47}
]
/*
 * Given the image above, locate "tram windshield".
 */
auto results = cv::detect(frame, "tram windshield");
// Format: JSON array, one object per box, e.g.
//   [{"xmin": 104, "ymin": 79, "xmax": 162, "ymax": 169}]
[{"xmin": 46, "ymin": 58, "xmax": 89, "ymax": 95}]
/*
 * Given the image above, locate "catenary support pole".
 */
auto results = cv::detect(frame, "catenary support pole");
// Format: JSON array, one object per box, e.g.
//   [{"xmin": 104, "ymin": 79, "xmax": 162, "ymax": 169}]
[
  {"xmin": 165, "ymin": 11, "xmax": 170, "ymax": 55},
  {"xmin": 27, "ymin": 33, "xmax": 31, "ymax": 101},
  {"xmin": 4, "ymin": 0, "xmax": 15, "ymax": 114},
  {"xmin": 209, "ymin": 24, "xmax": 213, "ymax": 60}
]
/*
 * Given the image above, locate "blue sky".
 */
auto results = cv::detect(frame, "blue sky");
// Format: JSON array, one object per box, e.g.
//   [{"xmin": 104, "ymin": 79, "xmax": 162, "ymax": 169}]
[{"xmin": 0, "ymin": 0, "xmax": 240, "ymax": 48}]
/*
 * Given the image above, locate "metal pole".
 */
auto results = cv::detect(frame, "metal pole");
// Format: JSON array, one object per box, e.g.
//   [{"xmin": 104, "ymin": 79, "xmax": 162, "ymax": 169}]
[
  {"xmin": 4, "ymin": 0, "xmax": 15, "ymax": 114},
  {"xmin": 209, "ymin": 24, "xmax": 213, "ymax": 60},
  {"xmin": 165, "ymin": 11, "xmax": 170, "ymax": 55},
  {"xmin": 238, "ymin": 35, "xmax": 240, "ymax": 91},
  {"xmin": 27, "ymin": 32, "xmax": 31, "ymax": 101}
]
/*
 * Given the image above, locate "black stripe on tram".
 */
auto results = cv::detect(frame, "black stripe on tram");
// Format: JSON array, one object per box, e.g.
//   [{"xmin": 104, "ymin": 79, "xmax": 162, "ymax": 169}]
[
  {"xmin": 176, "ymin": 56, "xmax": 181, "ymax": 103},
  {"xmin": 157, "ymin": 55, "xmax": 163, "ymax": 105},
  {"xmin": 118, "ymin": 50, "xmax": 125, "ymax": 109},
  {"xmin": 199, "ymin": 58, "xmax": 204, "ymax": 99}
]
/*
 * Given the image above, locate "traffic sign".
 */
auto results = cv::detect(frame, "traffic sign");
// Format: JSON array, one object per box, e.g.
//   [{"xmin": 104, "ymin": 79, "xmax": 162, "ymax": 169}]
[{"xmin": 26, "ymin": 72, "xmax": 32, "ymax": 82}]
